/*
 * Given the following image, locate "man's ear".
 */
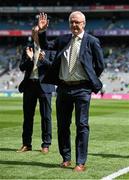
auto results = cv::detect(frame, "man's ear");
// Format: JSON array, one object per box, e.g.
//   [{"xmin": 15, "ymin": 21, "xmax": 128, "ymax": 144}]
[{"xmin": 83, "ymin": 21, "xmax": 86, "ymax": 29}]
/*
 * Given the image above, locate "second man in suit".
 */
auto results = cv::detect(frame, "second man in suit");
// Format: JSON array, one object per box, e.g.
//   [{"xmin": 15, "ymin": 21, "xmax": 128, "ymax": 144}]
[{"xmin": 17, "ymin": 26, "xmax": 56, "ymax": 153}]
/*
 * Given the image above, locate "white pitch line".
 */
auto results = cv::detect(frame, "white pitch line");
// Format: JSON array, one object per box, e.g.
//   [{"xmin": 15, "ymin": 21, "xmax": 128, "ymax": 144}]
[{"xmin": 101, "ymin": 166, "xmax": 129, "ymax": 180}]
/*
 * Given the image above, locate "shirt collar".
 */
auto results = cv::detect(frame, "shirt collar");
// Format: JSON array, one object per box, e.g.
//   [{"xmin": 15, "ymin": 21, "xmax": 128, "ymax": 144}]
[{"xmin": 72, "ymin": 31, "xmax": 84, "ymax": 40}]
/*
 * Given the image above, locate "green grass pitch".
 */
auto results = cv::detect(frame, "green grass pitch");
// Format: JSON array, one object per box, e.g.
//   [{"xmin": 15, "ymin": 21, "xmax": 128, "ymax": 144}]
[{"xmin": 0, "ymin": 97, "xmax": 129, "ymax": 179}]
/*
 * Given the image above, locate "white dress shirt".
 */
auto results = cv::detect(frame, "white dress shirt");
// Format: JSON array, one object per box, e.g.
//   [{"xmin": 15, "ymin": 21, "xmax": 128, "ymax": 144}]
[
  {"xmin": 30, "ymin": 42, "xmax": 41, "ymax": 79},
  {"xmin": 59, "ymin": 31, "xmax": 88, "ymax": 82}
]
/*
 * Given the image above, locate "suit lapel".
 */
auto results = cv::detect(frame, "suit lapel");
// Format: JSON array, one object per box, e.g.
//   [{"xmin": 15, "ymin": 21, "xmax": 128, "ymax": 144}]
[
  {"xmin": 56, "ymin": 32, "xmax": 88, "ymax": 62},
  {"xmin": 57, "ymin": 34, "xmax": 72, "ymax": 58},
  {"xmin": 79, "ymin": 32, "xmax": 88, "ymax": 61}
]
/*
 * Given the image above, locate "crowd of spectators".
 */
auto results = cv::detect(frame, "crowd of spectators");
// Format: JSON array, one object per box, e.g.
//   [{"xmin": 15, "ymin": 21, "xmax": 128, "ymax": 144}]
[
  {"xmin": 0, "ymin": 14, "xmax": 129, "ymax": 34},
  {"xmin": 103, "ymin": 45, "xmax": 129, "ymax": 73},
  {"xmin": 0, "ymin": 42, "xmax": 129, "ymax": 94},
  {"xmin": 100, "ymin": 44, "xmax": 129, "ymax": 94},
  {"xmin": 0, "ymin": 0, "xmax": 129, "ymax": 94},
  {"xmin": 0, "ymin": 45, "xmax": 23, "ymax": 90}
]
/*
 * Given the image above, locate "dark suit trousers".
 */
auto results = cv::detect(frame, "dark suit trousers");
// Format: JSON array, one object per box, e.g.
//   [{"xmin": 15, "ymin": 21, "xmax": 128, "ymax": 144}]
[
  {"xmin": 22, "ymin": 80, "xmax": 52, "ymax": 148},
  {"xmin": 56, "ymin": 83, "xmax": 92, "ymax": 165}
]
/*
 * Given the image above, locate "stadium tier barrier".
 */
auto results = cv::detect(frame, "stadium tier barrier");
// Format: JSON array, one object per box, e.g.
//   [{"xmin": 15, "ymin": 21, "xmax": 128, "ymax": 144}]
[{"xmin": 0, "ymin": 90, "xmax": 129, "ymax": 100}]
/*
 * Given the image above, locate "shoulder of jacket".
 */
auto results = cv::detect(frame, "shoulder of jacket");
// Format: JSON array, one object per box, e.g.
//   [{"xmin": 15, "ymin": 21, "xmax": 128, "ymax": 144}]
[{"xmin": 86, "ymin": 33, "xmax": 99, "ymax": 41}]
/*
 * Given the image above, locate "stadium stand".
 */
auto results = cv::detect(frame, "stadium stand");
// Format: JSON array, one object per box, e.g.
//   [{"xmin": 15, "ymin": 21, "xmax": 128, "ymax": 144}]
[{"xmin": 0, "ymin": 0, "xmax": 129, "ymax": 95}]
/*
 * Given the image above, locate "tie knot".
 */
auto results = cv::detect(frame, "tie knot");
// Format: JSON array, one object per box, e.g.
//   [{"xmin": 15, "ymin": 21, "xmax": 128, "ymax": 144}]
[{"xmin": 73, "ymin": 36, "xmax": 79, "ymax": 41}]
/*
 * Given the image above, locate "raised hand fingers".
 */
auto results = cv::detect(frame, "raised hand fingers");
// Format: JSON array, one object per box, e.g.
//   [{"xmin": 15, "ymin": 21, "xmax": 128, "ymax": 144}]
[
  {"xmin": 26, "ymin": 47, "xmax": 33, "ymax": 52},
  {"xmin": 39, "ymin": 12, "xmax": 48, "ymax": 21},
  {"xmin": 26, "ymin": 47, "xmax": 30, "ymax": 53},
  {"xmin": 26, "ymin": 47, "xmax": 33, "ymax": 59},
  {"xmin": 38, "ymin": 12, "xmax": 49, "ymax": 30}
]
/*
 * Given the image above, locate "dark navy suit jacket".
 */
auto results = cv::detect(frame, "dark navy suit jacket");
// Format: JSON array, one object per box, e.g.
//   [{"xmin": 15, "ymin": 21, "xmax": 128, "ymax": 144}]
[
  {"xmin": 18, "ymin": 44, "xmax": 56, "ymax": 93},
  {"xmin": 39, "ymin": 31, "xmax": 105, "ymax": 94}
]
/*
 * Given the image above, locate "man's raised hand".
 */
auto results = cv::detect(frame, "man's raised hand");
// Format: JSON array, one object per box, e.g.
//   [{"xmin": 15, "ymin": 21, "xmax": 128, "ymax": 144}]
[{"xmin": 38, "ymin": 12, "xmax": 49, "ymax": 31}]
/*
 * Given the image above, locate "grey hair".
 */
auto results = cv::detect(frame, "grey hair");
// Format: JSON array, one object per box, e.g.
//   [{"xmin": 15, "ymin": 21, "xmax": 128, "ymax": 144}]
[{"xmin": 69, "ymin": 11, "xmax": 86, "ymax": 25}]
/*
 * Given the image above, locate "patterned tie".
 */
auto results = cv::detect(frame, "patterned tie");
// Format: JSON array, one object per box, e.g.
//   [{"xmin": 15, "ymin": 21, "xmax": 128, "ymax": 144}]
[{"xmin": 69, "ymin": 36, "xmax": 79, "ymax": 74}]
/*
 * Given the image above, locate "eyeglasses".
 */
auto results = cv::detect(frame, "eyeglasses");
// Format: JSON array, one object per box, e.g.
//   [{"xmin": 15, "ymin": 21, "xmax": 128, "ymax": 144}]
[{"xmin": 69, "ymin": 21, "xmax": 84, "ymax": 25}]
